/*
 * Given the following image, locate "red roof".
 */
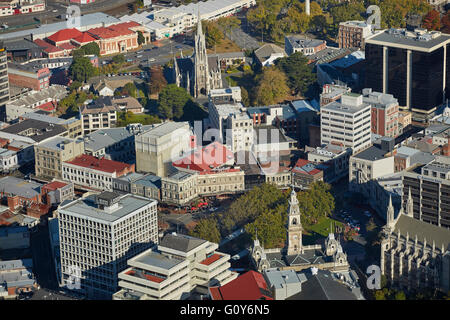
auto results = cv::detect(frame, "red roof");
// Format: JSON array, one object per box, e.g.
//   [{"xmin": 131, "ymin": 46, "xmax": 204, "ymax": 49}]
[
  {"xmin": 47, "ymin": 28, "xmax": 83, "ymax": 43},
  {"xmin": 58, "ymin": 42, "xmax": 76, "ymax": 50},
  {"xmin": 43, "ymin": 181, "xmax": 68, "ymax": 191},
  {"xmin": 291, "ymin": 158, "xmax": 322, "ymax": 176},
  {"xmin": 64, "ymin": 154, "xmax": 133, "ymax": 174},
  {"xmin": 87, "ymin": 22, "xmax": 138, "ymax": 39},
  {"xmin": 173, "ymin": 142, "xmax": 234, "ymax": 173},
  {"xmin": 34, "ymin": 39, "xmax": 63, "ymax": 53},
  {"xmin": 209, "ymin": 271, "xmax": 273, "ymax": 300},
  {"xmin": 125, "ymin": 270, "xmax": 166, "ymax": 283},
  {"xmin": 200, "ymin": 254, "xmax": 222, "ymax": 266},
  {"xmin": 72, "ymin": 32, "xmax": 96, "ymax": 44}
]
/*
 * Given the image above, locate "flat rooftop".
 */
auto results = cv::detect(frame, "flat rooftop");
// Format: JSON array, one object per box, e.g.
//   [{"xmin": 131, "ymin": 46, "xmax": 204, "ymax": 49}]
[
  {"xmin": 59, "ymin": 193, "xmax": 155, "ymax": 223},
  {"xmin": 352, "ymin": 146, "xmax": 387, "ymax": 161},
  {"xmin": 366, "ymin": 28, "xmax": 450, "ymax": 52},
  {"xmin": 134, "ymin": 250, "xmax": 185, "ymax": 271}
]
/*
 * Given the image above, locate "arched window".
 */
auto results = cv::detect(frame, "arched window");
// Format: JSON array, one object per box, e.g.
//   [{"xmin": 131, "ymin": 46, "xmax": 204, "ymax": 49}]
[{"xmin": 292, "ymin": 218, "xmax": 297, "ymax": 225}]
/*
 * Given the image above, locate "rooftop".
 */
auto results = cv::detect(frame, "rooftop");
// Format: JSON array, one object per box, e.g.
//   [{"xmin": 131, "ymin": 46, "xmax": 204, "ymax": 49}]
[
  {"xmin": 352, "ymin": 146, "xmax": 387, "ymax": 161},
  {"xmin": 159, "ymin": 233, "xmax": 207, "ymax": 253},
  {"xmin": 366, "ymin": 28, "xmax": 450, "ymax": 52},
  {"xmin": 209, "ymin": 270, "xmax": 273, "ymax": 300},
  {"xmin": 59, "ymin": 193, "xmax": 155, "ymax": 223},
  {"xmin": 1, "ymin": 119, "xmax": 67, "ymax": 143},
  {"xmin": 133, "ymin": 249, "xmax": 185, "ymax": 271},
  {"xmin": 0, "ymin": 176, "xmax": 43, "ymax": 199},
  {"xmin": 285, "ymin": 35, "xmax": 326, "ymax": 49},
  {"xmin": 292, "ymin": 159, "xmax": 323, "ymax": 176},
  {"xmin": 47, "ymin": 28, "xmax": 83, "ymax": 43},
  {"xmin": 64, "ymin": 154, "xmax": 133, "ymax": 174},
  {"xmin": 39, "ymin": 136, "xmax": 80, "ymax": 151}
]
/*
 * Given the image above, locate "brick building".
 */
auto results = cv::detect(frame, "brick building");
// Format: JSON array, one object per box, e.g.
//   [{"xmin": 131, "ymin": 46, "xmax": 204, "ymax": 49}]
[{"xmin": 7, "ymin": 62, "xmax": 50, "ymax": 91}]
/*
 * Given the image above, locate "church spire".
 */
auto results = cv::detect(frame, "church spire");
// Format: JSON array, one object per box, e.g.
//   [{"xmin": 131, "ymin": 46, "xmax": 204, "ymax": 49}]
[
  {"xmin": 406, "ymin": 187, "xmax": 414, "ymax": 217},
  {"xmin": 286, "ymin": 187, "xmax": 302, "ymax": 256}
]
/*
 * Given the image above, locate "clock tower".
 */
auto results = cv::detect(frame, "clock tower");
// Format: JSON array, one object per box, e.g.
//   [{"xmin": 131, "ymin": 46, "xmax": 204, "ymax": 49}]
[{"xmin": 287, "ymin": 188, "xmax": 303, "ymax": 255}]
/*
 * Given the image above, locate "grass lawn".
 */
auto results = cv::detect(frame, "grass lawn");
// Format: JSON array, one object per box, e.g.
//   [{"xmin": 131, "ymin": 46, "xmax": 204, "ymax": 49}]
[
  {"xmin": 116, "ymin": 112, "xmax": 161, "ymax": 127},
  {"xmin": 207, "ymin": 38, "xmax": 242, "ymax": 54},
  {"xmin": 302, "ymin": 216, "xmax": 344, "ymax": 245}
]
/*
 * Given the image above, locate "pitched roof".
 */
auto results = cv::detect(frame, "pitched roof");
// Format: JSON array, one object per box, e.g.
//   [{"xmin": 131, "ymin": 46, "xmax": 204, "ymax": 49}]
[
  {"xmin": 64, "ymin": 154, "xmax": 133, "ymax": 174},
  {"xmin": 72, "ymin": 32, "xmax": 96, "ymax": 44},
  {"xmin": 292, "ymin": 159, "xmax": 322, "ymax": 176},
  {"xmin": 47, "ymin": 28, "xmax": 83, "ymax": 43},
  {"xmin": 209, "ymin": 271, "xmax": 273, "ymax": 300},
  {"xmin": 393, "ymin": 214, "xmax": 450, "ymax": 251}
]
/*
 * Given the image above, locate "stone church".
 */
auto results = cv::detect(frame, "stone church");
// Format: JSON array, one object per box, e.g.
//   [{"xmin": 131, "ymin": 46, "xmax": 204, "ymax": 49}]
[
  {"xmin": 173, "ymin": 17, "xmax": 223, "ymax": 98},
  {"xmin": 250, "ymin": 188, "xmax": 349, "ymax": 273},
  {"xmin": 381, "ymin": 189, "xmax": 450, "ymax": 293}
]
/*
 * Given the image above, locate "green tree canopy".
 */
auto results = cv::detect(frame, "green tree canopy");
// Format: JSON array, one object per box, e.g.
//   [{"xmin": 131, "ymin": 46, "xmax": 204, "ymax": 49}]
[
  {"xmin": 137, "ymin": 30, "xmax": 146, "ymax": 46},
  {"xmin": 275, "ymin": 52, "xmax": 316, "ymax": 97},
  {"xmin": 112, "ymin": 54, "xmax": 126, "ymax": 65},
  {"xmin": 157, "ymin": 84, "xmax": 192, "ymax": 120},
  {"xmin": 81, "ymin": 42, "xmax": 100, "ymax": 56},
  {"xmin": 297, "ymin": 181, "xmax": 335, "ymax": 225},
  {"xmin": 69, "ymin": 56, "xmax": 96, "ymax": 83},
  {"xmin": 189, "ymin": 218, "xmax": 221, "ymax": 244}
]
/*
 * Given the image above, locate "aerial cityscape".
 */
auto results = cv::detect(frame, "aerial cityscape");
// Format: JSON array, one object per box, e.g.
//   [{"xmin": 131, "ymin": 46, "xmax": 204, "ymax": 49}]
[{"xmin": 0, "ymin": 0, "xmax": 449, "ymax": 304}]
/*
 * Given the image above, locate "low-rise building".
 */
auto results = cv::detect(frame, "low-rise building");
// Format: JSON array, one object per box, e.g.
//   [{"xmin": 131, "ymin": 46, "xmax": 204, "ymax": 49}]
[
  {"xmin": 79, "ymin": 97, "xmax": 119, "ymax": 135},
  {"xmin": 319, "ymin": 84, "xmax": 351, "ymax": 107},
  {"xmin": 349, "ymin": 145, "xmax": 395, "ymax": 194},
  {"xmin": 161, "ymin": 171, "xmax": 197, "ymax": 206},
  {"xmin": 0, "ymin": 259, "xmax": 37, "ymax": 299},
  {"xmin": 34, "ymin": 136, "xmax": 85, "ymax": 180},
  {"xmin": 307, "ymin": 143, "xmax": 353, "ymax": 183},
  {"xmin": 41, "ymin": 180, "xmax": 74, "ymax": 206},
  {"xmin": 0, "ymin": 0, "xmax": 45, "ymax": 17},
  {"xmin": 285, "ymin": 35, "xmax": 326, "ymax": 56},
  {"xmin": 19, "ymin": 112, "xmax": 82, "ymax": 139},
  {"xmin": 291, "ymin": 159, "xmax": 324, "ymax": 190},
  {"xmin": 5, "ymin": 85, "xmax": 68, "ymax": 122},
  {"xmin": 210, "ymin": 270, "xmax": 273, "ymax": 300},
  {"xmin": 113, "ymin": 233, "xmax": 238, "ymax": 300},
  {"xmin": 62, "ymin": 154, "xmax": 135, "ymax": 191},
  {"xmin": 0, "ymin": 176, "xmax": 43, "ymax": 212},
  {"xmin": 254, "ymin": 43, "xmax": 287, "ymax": 67},
  {"xmin": 0, "ymin": 147, "xmax": 18, "ymax": 173},
  {"xmin": 7, "ymin": 62, "xmax": 50, "ymax": 91}
]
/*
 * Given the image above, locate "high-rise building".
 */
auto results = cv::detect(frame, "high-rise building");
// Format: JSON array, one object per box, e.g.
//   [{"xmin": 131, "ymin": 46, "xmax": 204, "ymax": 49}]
[
  {"xmin": 365, "ymin": 28, "xmax": 450, "ymax": 120},
  {"xmin": 320, "ymin": 93, "xmax": 372, "ymax": 153},
  {"xmin": 362, "ymin": 88, "xmax": 399, "ymax": 138},
  {"xmin": 58, "ymin": 191, "xmax": 158, "ymax": 299},
  {"xmin": 0, "ymin": 42, "xmax": 9, "ymax": 122},
  {"xmin": 402, "ymin": 158, "xmax": 450, "ymax": 229}
]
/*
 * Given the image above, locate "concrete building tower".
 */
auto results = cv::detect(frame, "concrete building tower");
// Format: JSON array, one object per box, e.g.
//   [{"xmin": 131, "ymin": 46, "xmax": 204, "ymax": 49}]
[{"xmin": 286, "ymin": 188, "xmax": 303, "ymax": 255}]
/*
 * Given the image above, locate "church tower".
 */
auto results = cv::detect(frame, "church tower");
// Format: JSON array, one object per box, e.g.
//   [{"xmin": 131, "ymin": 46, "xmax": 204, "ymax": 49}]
[
  {"xmin": 286, "ymin": 188, "xmax": 302, "ymax": 255},
  {"xmin": 193, "ymin": 15, "xmax": 210, "ymax": 97},
  {"xmin": 406, "ymin": 187, "xmax": 414, "ymax": 217}
]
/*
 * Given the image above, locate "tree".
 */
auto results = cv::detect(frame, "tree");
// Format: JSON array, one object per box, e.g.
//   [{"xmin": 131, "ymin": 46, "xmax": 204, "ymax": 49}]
[
  {"xmin": 297, "ymin": 181, "xmax": 335, "ymax": 225},
  {"xmin": 245, "ymin": 208, "xmax": 286, "ymax": 248},
  {"xmin": 137, "ymin": 31, "xmax": 146, "ymax": 46},
  {"xmin": 81, "ymin": 42, "xmax": 100, "ymax": 56},
  {"xmin": 275, "ymin": 52, "xmax": 316, "ymax": 97},
  {"xmin": 189, "ymin": 218, "xmax": 221, "ymax": 243},
  {"xmin": 394, "ymin": 291, "xmax": 406, "ymax": 300},
  {"xmin": 112, "ymin": 54, "xmax": 126, "ymax": 65},
  {"xmin": 121, "ymin": 82, "xmax": 138, "ymax": 98},
  {"xmin": 148, "ymin": 66, "xmax": 167, "ymax": 95},
  {"xmin": 217, "ymin": 16, "xmax": 241, "ymax": 39},
  {"xmin": 203, "ymin": 21, "xmax": 224, "ymax": 49},
  {"xmin": 69, "ymin": 81, "xmax": 82, "ymax": 92},
  {"xmin": 69, "ymin": 56, "xmax": 96, "ymax": 83},
  {"xmin": 240, "ymin": 86, "xmax": 250, "ymax": 107},
  {"xmin": 442, "ymin": 11, "xmax": 450, "ymax": 33},
  {"xmin": 422, "ymin": 9, "xmax": 441, "ymax": 30},
  {"xmin": 219, "ymin": 183, "xmax": 288, "ymax": 235},
  {"xmin": 157, "ymin": 84, "xmax": 192, "ymax": 120},
  {"xmin": 254, "ymin": 67, "xmax": 290, "ymax": 106}
]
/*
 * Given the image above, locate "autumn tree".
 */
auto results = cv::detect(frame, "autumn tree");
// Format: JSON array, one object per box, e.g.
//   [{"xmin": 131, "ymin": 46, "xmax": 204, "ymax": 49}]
[
  {"xmin": 422, "ymin": 9, "xmax": 441, "ymax": 30},
  {"xmin": 148, "ymin": 66, "xmax": 167, "ymax": 95},
  {"xmin": 254, "ymin": 67, "xmax": 290, "ymax": 106}
]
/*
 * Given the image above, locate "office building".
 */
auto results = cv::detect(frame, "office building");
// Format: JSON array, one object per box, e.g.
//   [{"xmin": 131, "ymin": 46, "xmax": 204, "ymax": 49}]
[
  {"xmin": 135, "ymin": 122, "xmax": 194, "ymax": 177},
  {"xmin": 0, "ymin": 42, "xmax": 9, "ymax": 121},
  {"xmin": 362, "ymin": 88, "xmax": 400, "ymax": 138},
  {"xmin": 320, "ymin": 93, "xmax": 372, "ymax": 153},
  {"xmin": 58, "ymin": 191, "xmax": 158, "ymax": 299},
  {"xmin": 34, "ymin": 136, "xmax": 85, "ymax": 180},
  {"xmin": 365, "ymin": 28, "xmax": 450, "ymax": 120},
  {"xmin": 338, "ymin": 21, "xmax": 373, "ymax": 50},
  {"xmin": 113, "ymin": 233, "xmax": 237, "ymax": 300}
]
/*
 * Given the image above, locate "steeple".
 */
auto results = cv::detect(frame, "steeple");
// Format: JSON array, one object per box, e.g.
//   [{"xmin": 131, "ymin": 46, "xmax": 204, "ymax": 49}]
[
  {"xmin": 286, "ymin": 187, "xmax": 302, "ymax": 255},
  {"xmin": 387, "ymin": 194, "xmax": 395, "ymax": 228},
  {"xmin": 406, "ymin": 187, "xmax": 414, "ymax": 217}
]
